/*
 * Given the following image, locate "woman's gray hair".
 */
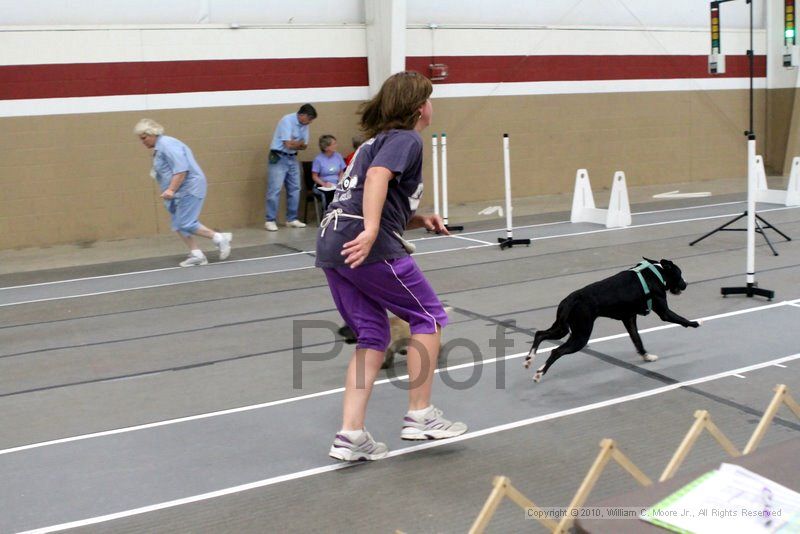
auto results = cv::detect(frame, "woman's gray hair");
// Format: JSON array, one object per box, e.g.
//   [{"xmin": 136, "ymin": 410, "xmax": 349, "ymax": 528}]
[
  {"xmin": 318, "ymin": 134, "xmax": 336, "ymax": 151},
  {"xmin": 134, "ymin": 118, "xmax": 164, "ymax": 137}
]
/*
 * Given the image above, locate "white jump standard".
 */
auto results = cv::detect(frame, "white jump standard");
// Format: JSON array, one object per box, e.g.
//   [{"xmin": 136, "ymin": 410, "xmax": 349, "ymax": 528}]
[
  {"xmin": 755, "ymin": 155, "xmax": 800, "ymax": 207},
  {"xmin": 570, "ymin": 169, "xmax": 632, "ymax": 228},
  {"xmin": 497, "ymin": 133, "xmax": 530, "ymax": 249}
]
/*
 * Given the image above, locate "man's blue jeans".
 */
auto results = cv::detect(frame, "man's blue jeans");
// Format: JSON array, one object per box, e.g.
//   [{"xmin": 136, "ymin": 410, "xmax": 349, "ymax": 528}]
[{"xmin": 265, "ymin": 156, "xmax": 300, "ymax": 222}]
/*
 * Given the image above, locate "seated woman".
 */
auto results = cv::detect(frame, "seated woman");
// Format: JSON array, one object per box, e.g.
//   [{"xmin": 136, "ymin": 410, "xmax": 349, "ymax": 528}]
[{"xmin": 311, "ymin": 134, "xmax": 346, "ymax": 210}]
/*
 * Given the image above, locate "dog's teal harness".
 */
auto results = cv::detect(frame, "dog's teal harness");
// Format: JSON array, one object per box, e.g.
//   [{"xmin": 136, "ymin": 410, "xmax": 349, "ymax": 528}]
[{"xmin": 630, "ymin": 260, "xmax": 665, "ymax": 314}]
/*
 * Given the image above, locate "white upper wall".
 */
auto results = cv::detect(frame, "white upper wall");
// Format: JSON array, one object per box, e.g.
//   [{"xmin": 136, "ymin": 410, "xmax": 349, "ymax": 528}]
[
  {"xmin": 409, "ymin": 0, "xmax": 764, "ymax": 30},
  {"xmin": 0, "ymin": 0, "xmax": 364, "ymax": 25},
  {"xmin": 0, "ymin": 0, "xmax": 764, "ymax": 29}
]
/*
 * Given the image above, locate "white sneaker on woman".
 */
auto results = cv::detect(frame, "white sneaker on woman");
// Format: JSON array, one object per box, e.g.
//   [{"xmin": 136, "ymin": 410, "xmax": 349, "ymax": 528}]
[
  {"xmin": 401, "ymin": 405, "xmax": 467, "ymax": 440},
  {"xmin": 328, "ymin": 430, "xmax": 388, "ymax": 461},
  {"xmin": 216, "ymin": 232, "xmax": 232, "ymax": 260},
  {"xmin": 179, "ymin": 253, "xmax": 208, "ymax": 267}
]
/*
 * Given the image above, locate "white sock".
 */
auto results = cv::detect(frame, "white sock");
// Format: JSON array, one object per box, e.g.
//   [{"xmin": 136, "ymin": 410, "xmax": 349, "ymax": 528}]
[
  {"xmin": 191, "ymin": 249, "xmax": 204, "ymax": 258},
  {"xmin": 212, "ymin": 232, "xmax": 222, "ymax": 244},
  {"xmin": 339, "ymin": 429, "xmax": 365, "ymax": 439},
  {"xmin": 407, "ymin": 405, "xmax": 433, "ymax": 417}
]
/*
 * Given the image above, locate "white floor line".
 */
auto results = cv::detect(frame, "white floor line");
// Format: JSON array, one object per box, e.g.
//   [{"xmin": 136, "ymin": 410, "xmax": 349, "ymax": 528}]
[
  {"xmin": 633, "ymin": 200, "xmax": 746, "ymax": 216},
  {"xmin": 3, "ymin": 298, "xmax": 797, "ymax": 458},
  {"xmin": 3, "ymin": 202, "xmax": 798, "ymax": 308},
  {"xmin": 0, "ymin": 250, "xmax": 313, "ymax": 291},
  {"xmin": 733, "ymin": 374, "xmax": 747, "ymax": 379},
  {"xmin": 773, "ymin": 363, "xmax": 788, "ymax": 368},
  {"xmin": 448, "ymin": 234, "xmax": 495, "ymax": 245},
  {"xmin": 0, "ymin": 265, "xmax": 318, "ymax": 309},
  {"xmin": 19, "ymin": 350, "xmax": 800, "ymax": 534}
]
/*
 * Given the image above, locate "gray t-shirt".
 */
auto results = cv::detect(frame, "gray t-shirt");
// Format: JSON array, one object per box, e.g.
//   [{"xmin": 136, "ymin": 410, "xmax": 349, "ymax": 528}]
[{"xmin": 315, "ymin": 129, "xmax": 424, "ymax": 268}]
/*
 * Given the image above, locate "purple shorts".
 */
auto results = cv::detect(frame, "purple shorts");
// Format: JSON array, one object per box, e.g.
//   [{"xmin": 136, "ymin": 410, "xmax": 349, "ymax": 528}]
[{"xmin": 323, "ymin": 256, "xmax": 448, "ymax": 351}]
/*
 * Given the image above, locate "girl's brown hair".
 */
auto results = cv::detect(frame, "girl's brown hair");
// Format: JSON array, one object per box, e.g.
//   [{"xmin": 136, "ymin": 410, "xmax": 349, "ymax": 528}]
[{"xmin": 358, "ymin": 71, "xmax": 432, "ymax": 139}]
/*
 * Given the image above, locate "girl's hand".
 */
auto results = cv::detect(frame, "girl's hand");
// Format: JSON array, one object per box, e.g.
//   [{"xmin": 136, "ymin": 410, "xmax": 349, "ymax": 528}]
[
  {"xmin": 414, "ymin": 214, "xmax": 450, "ymax": 235},
  {"xmin": 341, "ymin": 228, "xmax": 379, "ymax": 268}
]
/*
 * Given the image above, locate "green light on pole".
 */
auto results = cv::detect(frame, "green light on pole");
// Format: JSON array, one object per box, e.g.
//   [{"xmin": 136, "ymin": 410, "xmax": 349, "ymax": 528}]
[{"xmin": 787, "ymin": 28, "xmax": 796, "ymax": 39}]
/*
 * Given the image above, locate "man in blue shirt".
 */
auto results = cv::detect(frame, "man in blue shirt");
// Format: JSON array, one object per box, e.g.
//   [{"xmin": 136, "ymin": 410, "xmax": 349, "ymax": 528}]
[
  {"xmin": 134, "ymin": 119, "xmax": 232, "ymax": 267},
  {"xmin": 265, "ymin": 103, "xmax": 317, "ymax": 231}
]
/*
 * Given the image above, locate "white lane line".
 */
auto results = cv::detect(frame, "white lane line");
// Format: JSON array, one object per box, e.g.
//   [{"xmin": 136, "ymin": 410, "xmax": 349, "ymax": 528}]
[
  {"xmin": 0, "ymin": 265, "xmax": 317, "ymax": 308},
  {"xmin": 773, "ymin": 363, "xmax": 788, "ymax": 368},
  {"xmin": 733, "ymin": 374, "xmax": 747, "ymax": 379},
  {"xmin": 0, "ymin": 250, "xmax": 313, "ymax": 291},
  {"xmin": 448, "ymin": 234, "xmax": 495, "ymax": 245},
  {"xmin": 633, "ymin": 200, "xmax": 745, "ymax": 215},
  {"xmin": 4, "ymin": 201, "xmax": 794, "ymax": 293},
  {"xmin": 18, "ymin": 351, "xmax": 800, "ymax": 534},
  {"xmin": 2, "ymin": 298, "xmax": 797, "ymax": 457},
  {"xmin": 3, "ymin": 203, "xmax": 798, "ymax": 308}
]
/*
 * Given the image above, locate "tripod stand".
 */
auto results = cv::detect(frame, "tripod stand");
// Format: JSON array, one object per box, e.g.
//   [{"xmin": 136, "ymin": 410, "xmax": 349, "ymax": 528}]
[
  {"xmin": 689, "ymin": 210, "xmax": 791, "ymax": 255},
  {"xmin": 691, "ymin": 0, "xmax": 789, "ymax": 260},
  {"xmin": 704, "ymin": 0, "xmax": 775, "ymax": 299}
]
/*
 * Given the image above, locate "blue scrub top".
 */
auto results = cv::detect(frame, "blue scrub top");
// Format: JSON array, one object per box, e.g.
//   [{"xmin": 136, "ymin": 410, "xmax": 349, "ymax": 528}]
[{"xmin": 153, "ymin": 135, "xmax": 207, "ymax": 198}]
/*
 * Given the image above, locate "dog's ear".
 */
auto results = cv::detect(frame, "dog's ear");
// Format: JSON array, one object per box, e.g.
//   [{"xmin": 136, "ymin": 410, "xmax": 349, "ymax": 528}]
[
  {"xmin": 660, "ymin": 259, "xmax": 674, "ymax": 267},
  {"xmin": 642, "ymin": 256, "xmax": 658, "ymax": 264}
]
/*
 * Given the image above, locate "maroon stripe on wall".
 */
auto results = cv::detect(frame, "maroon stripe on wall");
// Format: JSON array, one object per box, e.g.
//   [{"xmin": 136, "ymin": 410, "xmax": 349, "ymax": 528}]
[
  {"xmin": 0, "ymin": 54, "xmax": 766, "ymax": 101},
  {"xmin": 406, "ymin": 55, "xmax": 766, "ymax": 83},
  {"xmin": 0, "ymin": 57, "xmax": 369, "ymax": 100}
]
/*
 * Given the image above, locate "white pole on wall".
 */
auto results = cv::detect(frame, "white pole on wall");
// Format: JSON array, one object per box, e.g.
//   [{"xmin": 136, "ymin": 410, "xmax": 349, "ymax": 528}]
[{"xmin": 365, "ymin": 0, "xmax": 406, "ymax": 96}]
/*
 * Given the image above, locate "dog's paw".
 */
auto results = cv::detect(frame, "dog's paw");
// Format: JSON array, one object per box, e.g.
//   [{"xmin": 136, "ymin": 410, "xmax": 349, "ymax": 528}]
[
  {"xmin": 691, "ymin": 320, "xmax": 703, "ymax": 328},
  {"xmin": 523, "ymin": 358, "xmax": 532, "ymax": 369},
  {"xmin": 642, "ymin": 353, "xmax": 659, "ymax": 362},
  {"xmin": 532, "ymin": 367, "xmax": 544, "ymax": 382}
]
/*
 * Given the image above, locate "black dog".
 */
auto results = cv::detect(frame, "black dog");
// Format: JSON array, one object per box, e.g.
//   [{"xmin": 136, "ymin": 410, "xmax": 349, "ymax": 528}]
[{"xmin": 524, "ymin": 258, "xmax": 701, "ymax": 382}]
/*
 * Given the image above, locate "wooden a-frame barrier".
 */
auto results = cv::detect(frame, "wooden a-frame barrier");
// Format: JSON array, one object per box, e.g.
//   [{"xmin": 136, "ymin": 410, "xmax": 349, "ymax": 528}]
[
  {"xmin": 468, "ymin": 384, "xmax": 800, "ymax": 533},
  {"xmin": 659, "ymin": 409, "xmax": 740, "ymax": 481},
  {"xmin": 469, "ymin": 439, "xmax": 651, "ymax": 534},
  {"xmin": 744, "ymin": 384, "xmax": 800, "ymax": 454}
]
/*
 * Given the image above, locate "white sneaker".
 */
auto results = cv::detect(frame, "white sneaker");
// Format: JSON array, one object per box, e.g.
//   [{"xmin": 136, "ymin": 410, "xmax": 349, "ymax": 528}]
[
  {"xmin": 286, "ymin": 219, "xmax": 307, "ymax": 228},
  {"xmin": 179, "ymin": 253, "xmax": 208, "ymax": 267},
  {"xmin": 265, "ymin": 221, "xmax": 278, "ymax": 232},
  {"xmin": 329, "ymin": 430, "xmax": 388, "ymax": 461},
  {"xmin": 401, "ymin": 405, "xmax": 467, "ymax": 440},
  {"xmin": 217, "ymin": 232, "xmax": 232, "ymax": 260}
]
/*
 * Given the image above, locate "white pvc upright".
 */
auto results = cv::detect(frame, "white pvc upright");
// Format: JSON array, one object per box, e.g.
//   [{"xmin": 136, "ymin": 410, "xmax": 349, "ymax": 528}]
[
  {"xmin": 441, "ymin": 133, "xmax": 449, "ymax": 225},
  {"xmin": 502, "ymin": 134, "xmax": 513, "ymax": 238},
  {"xmin": 431, "ymin": 134, "xmax": 440, "ymax": 216},
  {"xmin": 746, "ymin": 138, "xmax": 757, "ymax": 284}
]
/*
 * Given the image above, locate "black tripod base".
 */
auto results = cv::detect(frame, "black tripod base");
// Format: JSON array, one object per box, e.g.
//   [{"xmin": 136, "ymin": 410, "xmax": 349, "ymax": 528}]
[
  {"xmin": 444, "ymin": 224, "xmax": 464, "ymax": 232},
  {"xmin": 721, "ymin": 282, "xmax": 774, "ymax": 300},
  {"xmin": 498, "ymin": 237, "xmax": 531, "ymax": 249},
  {"xmin": 689, "ymin": 211, "xmax": 791, "ymax": 256}
]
